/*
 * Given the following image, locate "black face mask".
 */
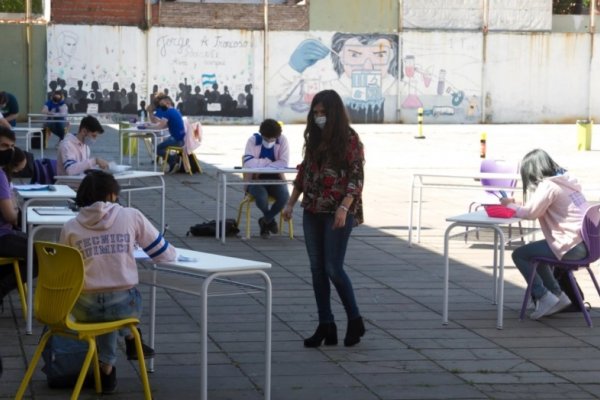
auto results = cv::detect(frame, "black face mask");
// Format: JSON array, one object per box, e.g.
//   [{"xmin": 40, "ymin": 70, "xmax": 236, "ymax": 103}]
[
  {"xmin": 0, "ymin": 148, "xmax": 14, "ymax": 166},
  {"xmin": 52, "ymin": 97, "xmax": 62, "ymax": 103},
  {"xmin": 159, "ymin": 105, "xmax": 168, "ymax": 111}
]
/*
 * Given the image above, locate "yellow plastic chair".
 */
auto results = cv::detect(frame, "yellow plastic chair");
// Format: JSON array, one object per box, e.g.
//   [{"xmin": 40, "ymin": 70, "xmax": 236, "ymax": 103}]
[
  {"xmin": 161, "ymin": 146, "xmax": 202, "ymax": 175},
  {"xmin": 160, "ymin": 118, "xmax": 203, "ymax": 175},
  {"xmin": 236, "ymin": 193, "xmax": 294, "ymax": 240},
  {"xmin": 0, "ymin": 257, "xmax": 27, "ymax": 320},
  {"xmin": 16, "ymin": 242, "xmax": 152, "ymax": 400}
]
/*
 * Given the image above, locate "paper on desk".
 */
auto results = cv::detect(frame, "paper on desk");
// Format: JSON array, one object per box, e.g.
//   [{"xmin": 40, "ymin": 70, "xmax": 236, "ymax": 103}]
[
  {"xmin": 134, "ymin": 248, "xmax": 149, "ymax": 260},
  {"xmin": 14, "ymin": 184, "xmax": 50, "ymax": 191},
  {"xmin": 33, "ymin": 207, "xmax": 75, "ymax": 216},
  {"xmin": 134, "ymin": 248, "xmax": 197, "ymax": 262}
]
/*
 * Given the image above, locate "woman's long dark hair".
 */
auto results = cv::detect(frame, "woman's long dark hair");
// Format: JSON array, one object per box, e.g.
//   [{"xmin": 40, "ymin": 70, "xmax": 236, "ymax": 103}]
[
  {"xmin": 304, "ymin": 89, "xmax": 351, "ymax": 169},
  {"xmin": 75, "ymin": 170, "xmax": 121, "ymax": 207},
  {"xmin": 520, "ymin": 148, "xmax": 565, "ymax": 192}
]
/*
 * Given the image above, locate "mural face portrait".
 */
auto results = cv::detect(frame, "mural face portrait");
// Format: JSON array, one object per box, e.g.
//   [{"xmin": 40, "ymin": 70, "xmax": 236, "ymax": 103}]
[
  {"xmin": 339, "ymin": 37, "xmax": 393, "ymax": 79},
  {"xmin": 59, "ymin": 32, "xmax": 78, "ymax": 59}
]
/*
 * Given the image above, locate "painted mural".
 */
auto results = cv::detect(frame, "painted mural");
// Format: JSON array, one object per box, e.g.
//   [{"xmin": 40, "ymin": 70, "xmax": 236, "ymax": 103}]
[
  {"xmin": 399, "ymin": 32, "xmax": 483, "ymax": 123},
  {"xmin": 47, "ymin": 25, "xmax": 146, "ymax": 115},
  {"xmin": 47, "ymin": 25, "xmax": 259, "ymax": 120},
  {"xmin": 147, "ymin": 28, "xmax": 259, "ymax": 119},
  {"xmin": 268, "ymin": 31, "xmax": 400, "ymax": 123},
  {"xmin": 46, "ymin": 26, "xmax": 482, "ymax": 124}
]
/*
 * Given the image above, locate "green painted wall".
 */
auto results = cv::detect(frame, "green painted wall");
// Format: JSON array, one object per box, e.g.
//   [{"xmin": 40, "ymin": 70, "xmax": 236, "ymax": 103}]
[
  {"xmin": 0, "ymin": 24, "xmax": 46, "ymax": 122},
  {"xmin": 309, "ymin": 0, "xmax": 398, "ymax": 33}
]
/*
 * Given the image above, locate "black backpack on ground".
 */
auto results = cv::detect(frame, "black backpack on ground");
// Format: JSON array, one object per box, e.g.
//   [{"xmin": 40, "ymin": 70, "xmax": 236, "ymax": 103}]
[
  {"xmin": 41, "ymin": 329, "xmax": 93, "ymax": 388},
  {"xmin": 187, "ymin": 219, "xmax": 239, "ymax": 238}
]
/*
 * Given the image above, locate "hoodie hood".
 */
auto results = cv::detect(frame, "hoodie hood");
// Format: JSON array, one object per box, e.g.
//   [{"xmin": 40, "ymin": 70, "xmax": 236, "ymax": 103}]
[
  {"xmin": 546, "ymin": 173, "xmax": 582, "ymax": 193},
  {"xmin": 75, "ymin": 201, "xmax": 122, "ymax": 231}
]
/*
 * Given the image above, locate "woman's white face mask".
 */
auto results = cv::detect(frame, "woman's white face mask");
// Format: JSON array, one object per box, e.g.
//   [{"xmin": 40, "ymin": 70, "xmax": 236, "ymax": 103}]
[{"xmin": 314, "ymin": 116, "xmax": 327, "ymax": 129}]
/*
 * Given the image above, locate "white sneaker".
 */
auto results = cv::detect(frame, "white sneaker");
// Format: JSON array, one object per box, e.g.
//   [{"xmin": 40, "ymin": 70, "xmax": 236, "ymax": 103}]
[
  {"xmin": 529, "ymin": 292, "xmax": 559, "ymax": 320},
  {"xmin": 545, "ymin": 292, "xmax": 572, "ymax": 316}
]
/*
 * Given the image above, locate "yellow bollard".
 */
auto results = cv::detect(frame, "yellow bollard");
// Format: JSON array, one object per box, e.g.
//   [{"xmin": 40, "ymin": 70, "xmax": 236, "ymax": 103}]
[
  {"xmin": 576, "ymin": 119, "xmax": 592, "ymax": 151},
  {"xmin": 480, "ymin": 132, "xmax": 487, "ymax": 158},
  {"xmin": 414, "ymin": 107, "xmax": 425, "ymax": 139}
]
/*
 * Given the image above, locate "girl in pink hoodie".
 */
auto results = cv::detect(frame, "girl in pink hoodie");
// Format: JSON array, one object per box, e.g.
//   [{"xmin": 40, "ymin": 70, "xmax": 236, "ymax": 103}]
[
  {"xmin": 59, "ymin": 170, "xmax": 176, "ymax": 393},
  {"xmin": 501, "ymin": 149, "xmax": 589, "ymax": 320}
]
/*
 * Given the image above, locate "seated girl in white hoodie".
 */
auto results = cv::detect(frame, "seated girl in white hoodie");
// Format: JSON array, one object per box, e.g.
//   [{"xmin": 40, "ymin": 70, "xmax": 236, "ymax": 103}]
[
  {"xmin": 501, "ymin": 149, "xmax": 589, "ymax": 320},
  {"xmin": 59, "ymin": 170, "xmax": 176, "ymax": 393}
]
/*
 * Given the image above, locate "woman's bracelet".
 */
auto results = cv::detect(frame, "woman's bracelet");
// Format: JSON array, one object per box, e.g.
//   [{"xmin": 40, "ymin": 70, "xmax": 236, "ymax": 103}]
[{"xmin": 338, "ymin": 204, "xmax": 349, "ymax": 212}]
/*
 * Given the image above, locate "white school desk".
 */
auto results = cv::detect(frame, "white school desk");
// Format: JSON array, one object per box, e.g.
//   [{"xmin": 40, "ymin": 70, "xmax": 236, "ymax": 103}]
[
  {"xmin": 408, "ymin": 172, "xmax": 521, "ymax": 247},
  {"xmin": 12, "ymin": 127, "xmax": 43, "ymax": 156},
  {"xmin": 215, "ymin": 166, "xmax": 297, "ymax": 244},
  {"xmin": 14, "ymin": 184, "xmax": 77, "ymax": 233},
  {"xmin": 119, "ymin": 125, "xmax": 169, "ymax": 171},
  {"xmin": 442, "ymin": 210, "xmax": 522, "ymax": 330},
  {"xmin": 27, "ymin": 113, "xmax": 87, "ymax": 128},
  {"xmin": 25, "ymin": 206, "xmax": 77, "ymax": 333},
  {"xmin": 137, "ymin": 248, "xmax": 272, "ymax": 400},
  {"xmin": 54, "ymin": 170, "xmax": 166, "ymax": 233}
]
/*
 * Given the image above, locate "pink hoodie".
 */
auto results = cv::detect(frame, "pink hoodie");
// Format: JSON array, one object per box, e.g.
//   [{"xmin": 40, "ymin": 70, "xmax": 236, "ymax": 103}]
[
  {"xmin": 511, "ymin": 173, "xmax": 589, "ymax": 259},
  {"xmin": 60, "ymin": 201, "xmax": 176, "ymax": 292}
]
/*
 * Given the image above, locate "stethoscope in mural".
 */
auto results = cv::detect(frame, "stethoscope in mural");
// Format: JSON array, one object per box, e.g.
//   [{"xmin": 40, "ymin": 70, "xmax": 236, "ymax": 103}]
[{"xmin": 402, "ymin": 54, "xmax": 465, "ymax": 112}]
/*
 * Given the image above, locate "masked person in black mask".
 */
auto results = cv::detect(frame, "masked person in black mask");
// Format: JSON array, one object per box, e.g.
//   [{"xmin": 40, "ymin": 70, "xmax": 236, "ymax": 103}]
[
  {"xmin": 0, "ymin": 126, "xmax": 37, "ymax": 309},
  {"xmin": 146, "ymin": 93, "xmax": 185, "ymax": 173}
]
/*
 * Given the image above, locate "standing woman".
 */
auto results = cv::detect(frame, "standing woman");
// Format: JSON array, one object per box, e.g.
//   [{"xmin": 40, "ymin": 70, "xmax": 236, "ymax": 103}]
[
  {"xmin": 501, "ymin": 149, "xmax": 589, "ymax": 319},
  {"xmin": 282, "ymin": 89, "xmax": 365, "ymax": 347}
]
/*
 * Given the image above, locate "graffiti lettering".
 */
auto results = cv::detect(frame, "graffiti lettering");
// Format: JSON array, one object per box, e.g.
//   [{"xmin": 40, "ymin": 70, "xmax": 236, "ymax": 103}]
[
  {"xmin": 157, "ymin": 35, "xmax": 193, "ymax": 57},
  {"xmin": 213, "ymin": 35, "xmax": 249, "ymax": 49}
]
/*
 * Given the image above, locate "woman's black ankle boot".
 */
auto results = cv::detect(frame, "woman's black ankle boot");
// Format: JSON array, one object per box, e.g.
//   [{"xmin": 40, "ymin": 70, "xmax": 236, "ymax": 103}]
[
  {"xmin": 344, "ymin": 316, "xmax": 365, "ymax": 347},
  {"xmin": 303, "ymin": 322, "xmax": 338, "ymax": 347}
]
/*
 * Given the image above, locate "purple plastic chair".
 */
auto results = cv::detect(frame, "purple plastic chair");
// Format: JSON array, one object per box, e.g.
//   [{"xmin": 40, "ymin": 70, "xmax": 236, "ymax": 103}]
[
  {"xmin": 519, "ymin": 204, "xmax": 600, "ymax": 327},
  {"xmin": 466, "ymin": 159, "xmax": 521, "ymax": 242}
]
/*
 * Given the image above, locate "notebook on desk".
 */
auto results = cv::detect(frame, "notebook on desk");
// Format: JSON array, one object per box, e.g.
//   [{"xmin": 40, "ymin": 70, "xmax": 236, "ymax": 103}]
[{"xmin": 33, "ymin": 207, "xmax": 76, "ymax": 216}]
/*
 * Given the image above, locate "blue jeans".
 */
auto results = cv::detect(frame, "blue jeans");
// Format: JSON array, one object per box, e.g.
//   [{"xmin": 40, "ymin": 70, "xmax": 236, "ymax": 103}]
[
  {"xmin": 512, "ymin": 240, "xmax": 588, "ymax": 300},
  {"xmin": 303, "ymin": 210, "xmax": 360, "ymax": 324},
  {"xmin": 72, "ymin": 288, "xmax": 142, "ymax": 366},
  {"xmin": 44, "ymin": 121, "xmax": 66, "ymax": 140},
  {"xmin": 247, "ymin": 184, "xmax": 289, "ymax": 223},
  {"xmin": 157, "ymin": 136, "xmax": 184, "ymax": 158}
]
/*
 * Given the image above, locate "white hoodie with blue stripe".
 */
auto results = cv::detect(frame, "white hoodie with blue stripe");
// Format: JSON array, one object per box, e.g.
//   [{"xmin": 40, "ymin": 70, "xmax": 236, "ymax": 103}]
[{"xmin": 60, "ymin": 201, "xmax": 176, "ymax": 292}]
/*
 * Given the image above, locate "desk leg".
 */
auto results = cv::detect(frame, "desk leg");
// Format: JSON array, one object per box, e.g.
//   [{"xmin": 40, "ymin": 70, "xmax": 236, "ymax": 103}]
[
  {"xmin": 21, "ymin": 199, "xmax": 31, "ymax": 233},
  {"xmin": 119, "ymin": 129, "xmax": 124, "ymax": 165},
  {"xmin": 492, "ymin": 231, "xmax": 498, "ymax": 305},
  {"xmin": 153, "ymin": 135, "xmax": 158, "ymax": 172},
  {"xmin": 442, "ymin": 222, "xmax": 458, "ymax": 325},
  {"xmin": 408, "ymin": 177, "xmax": 415, "ymax": 247},
  {"xmin": 200, "ymin": 271, "xmax": 272, "ymax": 400},
  {"xmin": 160, "ymin": 176, "xmax": 166, "ymax": 234},
  {"xmin": 495, "ymin": 227, "xmax": 506, "ymax": 330},
  {"xmin": 215, "ymin": 173, "xmax": 221, "ymax": 241},
  {"xmin": 148, "ymin": 267, "xmax": 157, "ymax": 372},
  {"xmin": 200, "ymin": 275, "xmax": 212, "ymax": 400},
  {"xmin": 260, "ymin": 271, "xmax": 272, "ymax": 400},
  {"xmin": 26, "ymin": 225, "xmax": 35, "ymax": 334},
  {"xmin": 221, "ymin": 174, "xmax": 227, "ymax": 244}
]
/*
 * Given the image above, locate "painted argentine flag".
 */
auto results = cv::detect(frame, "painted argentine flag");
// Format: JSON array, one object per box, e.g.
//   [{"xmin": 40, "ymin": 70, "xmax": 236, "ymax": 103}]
[{"xmin": 202, "ymin": 73, "xmax": 217, "ymax": 86}]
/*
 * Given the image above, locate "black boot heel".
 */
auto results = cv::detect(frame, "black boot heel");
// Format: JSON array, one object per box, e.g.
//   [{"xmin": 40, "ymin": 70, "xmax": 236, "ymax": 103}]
[
  {"xmin": 344, "ymin": 316, "xmax": 365, "ymax": 347},
  {"xmin": 303, "ymin": 322, "xmax": 338, "ymax": 347}
]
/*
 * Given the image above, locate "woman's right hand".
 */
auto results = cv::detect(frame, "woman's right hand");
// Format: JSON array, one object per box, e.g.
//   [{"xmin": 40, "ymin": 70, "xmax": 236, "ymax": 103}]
[{"xmin": 282, "ymin": 204, "xmax": 294, "ymax": 221}]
